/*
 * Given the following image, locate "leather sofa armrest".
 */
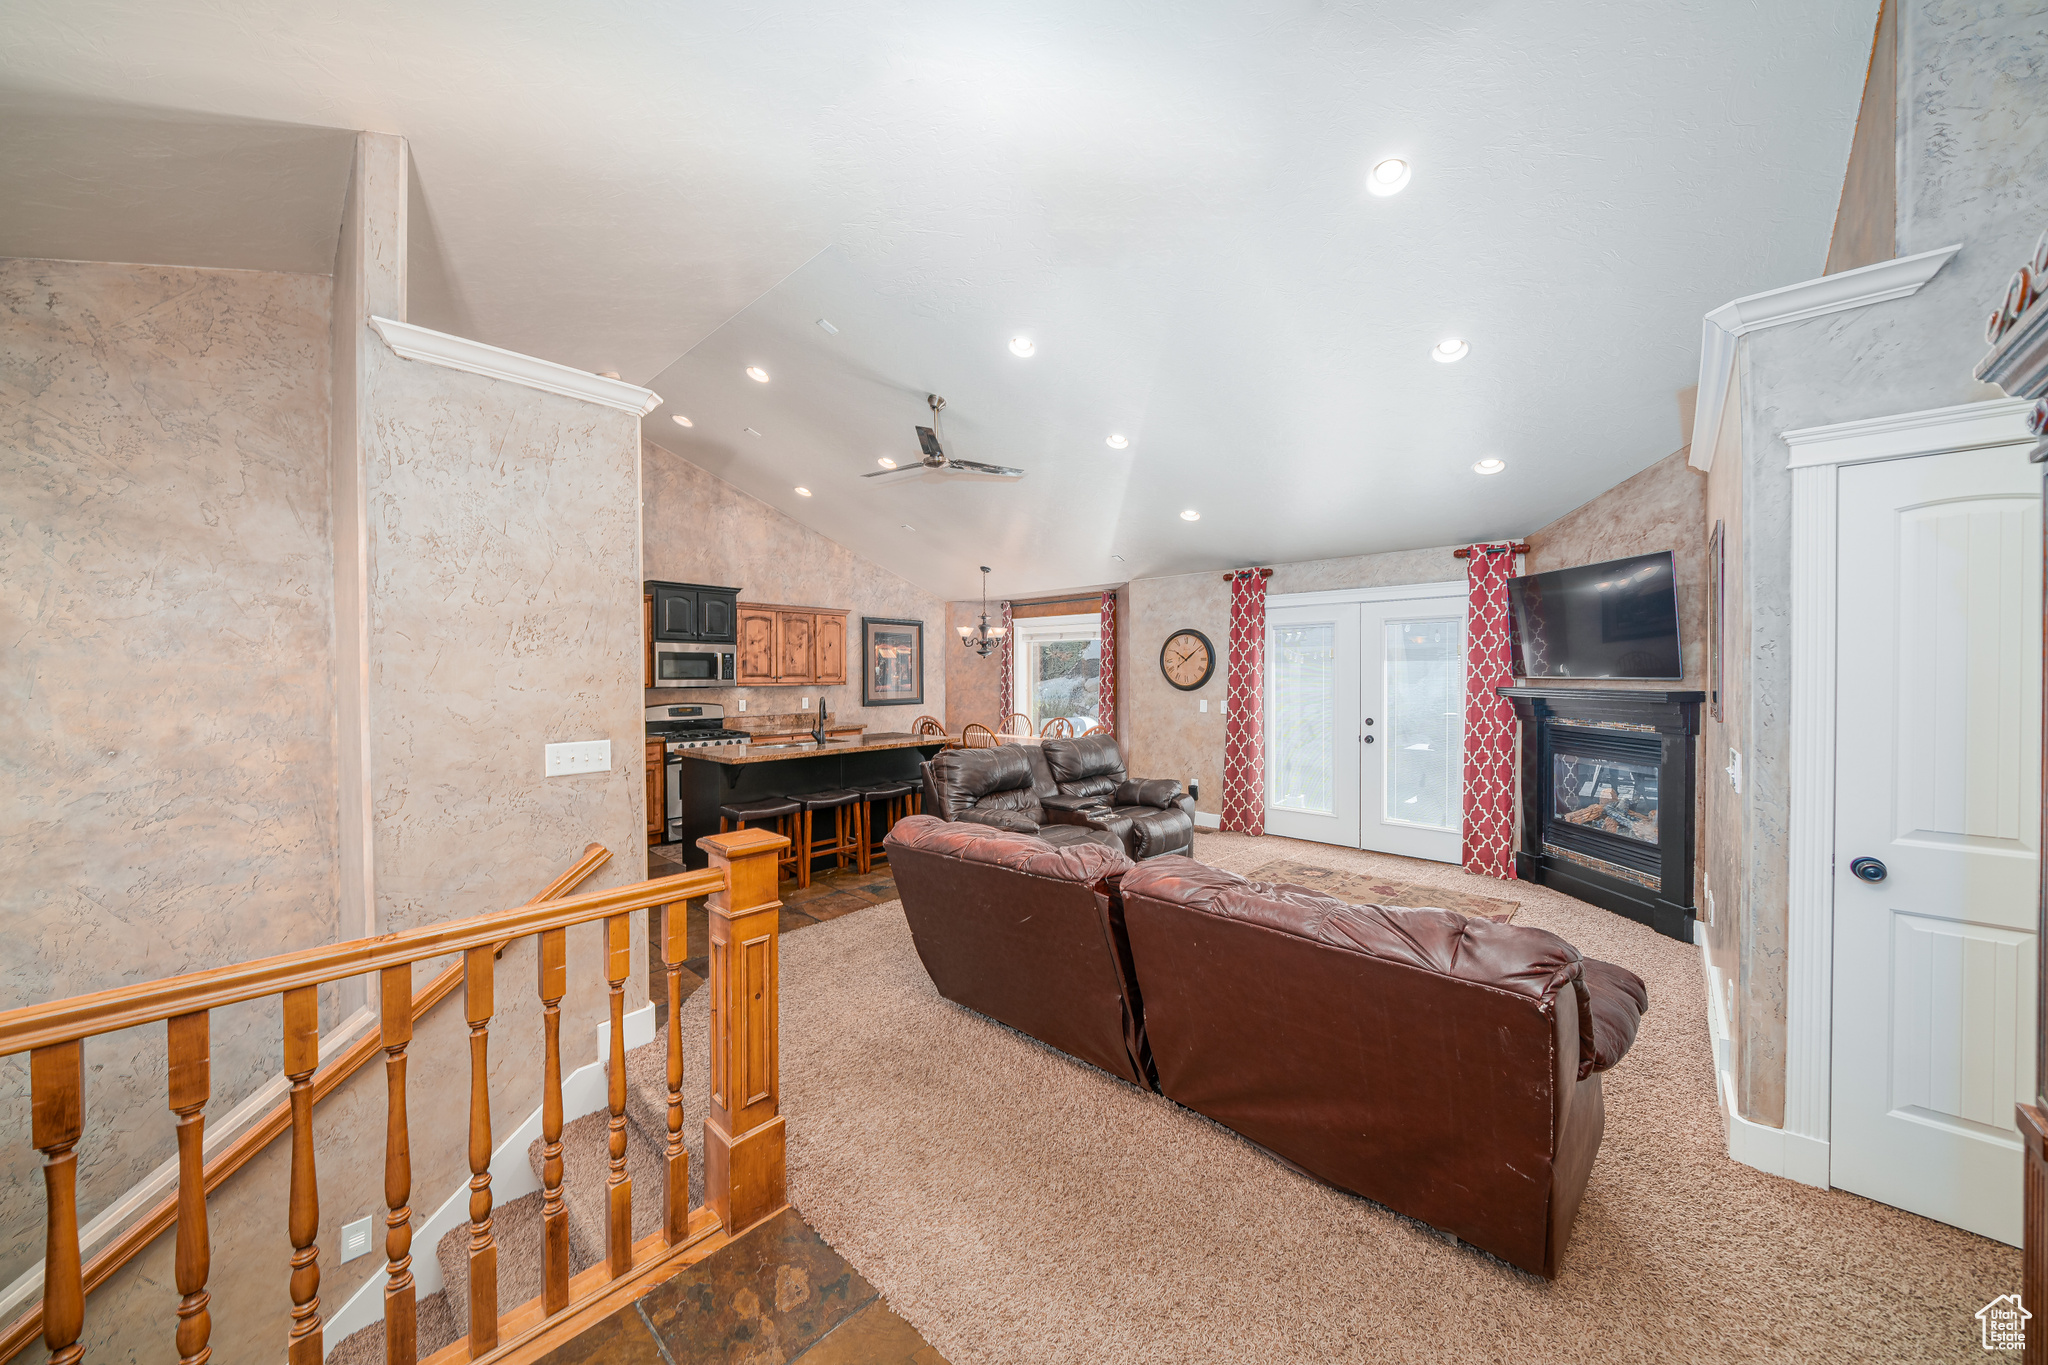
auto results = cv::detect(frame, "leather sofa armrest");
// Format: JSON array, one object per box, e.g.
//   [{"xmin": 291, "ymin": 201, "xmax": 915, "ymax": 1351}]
[
  {"xmin": 1042, "ymin": 794, "xmax": 1112, "ymax": 825},
  {"xmin": 957, "ymin": 809, "xmax": 1042, "ymax": 835},
  {"xmin": 1112, "ymin": 777, "xmax": 1185, "ymax": 809}
]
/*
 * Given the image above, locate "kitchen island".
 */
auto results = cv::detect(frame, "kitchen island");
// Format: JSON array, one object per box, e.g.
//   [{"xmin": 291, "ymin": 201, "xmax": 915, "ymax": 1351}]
[{"xmin": 663, "ymin": 731, "xmax": 948, "ymax": 868}]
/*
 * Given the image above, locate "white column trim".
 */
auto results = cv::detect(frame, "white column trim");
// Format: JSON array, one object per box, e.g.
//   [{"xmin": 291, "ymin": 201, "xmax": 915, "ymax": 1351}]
[
  {"xmin": 369, "ymin": 316, "xmax": 663, "ymax": 415},
  {"xmin": 1785, "ymin": 461, "xmax": 1837, "ymax": 1148},
  {"xmin": 1782, "ymin": 396, "xmax": 2037, "ymax": 467},
  {"xmin": 1688, "ymin": 243, "xmax": 1961, "ymax": 472}
]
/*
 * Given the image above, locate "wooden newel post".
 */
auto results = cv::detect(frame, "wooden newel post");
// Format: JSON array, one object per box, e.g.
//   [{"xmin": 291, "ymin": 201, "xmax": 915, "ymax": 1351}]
[{"xmin": 698, "ymin": 828, "xmax": 790, "ymax": 1238}]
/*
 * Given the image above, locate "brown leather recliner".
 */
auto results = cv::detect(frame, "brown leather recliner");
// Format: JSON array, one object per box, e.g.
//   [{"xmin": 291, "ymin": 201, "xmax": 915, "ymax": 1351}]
[
  {"xmin": 1118, "ymin": 857, "xmax": 1648, "ymax": 1279},
  {"xmin": 1040, "ymin": 734, "xmax": 1197, "ymax": 860},
  {"xmin": 884, "ymin": 815, "xmax": 1152, "ymax": 1086},
  {"xmin": 919, "ymin": 745, "xmax": 1126, "ymax": 852}
]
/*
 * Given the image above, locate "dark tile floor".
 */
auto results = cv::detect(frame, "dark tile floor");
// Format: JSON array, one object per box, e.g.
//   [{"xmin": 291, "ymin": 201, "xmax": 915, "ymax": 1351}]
[
  {"xmin": 537, "ymin": 1208, "xmax": 945, "ymax": 1364},
  {"xmin": 608, "ymin": 851, "xmax": 940, "ymax": 1363}
]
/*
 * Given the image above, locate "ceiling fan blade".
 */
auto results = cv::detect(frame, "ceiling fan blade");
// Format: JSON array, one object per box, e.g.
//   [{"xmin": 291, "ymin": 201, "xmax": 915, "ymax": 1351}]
[
  {"xmin": 861, "ymin": 463, "xmax": 928, "ymax": 479},
  {"xmin": 944, "ymin": 458, "xmax": 1026, "ymax": 479}
]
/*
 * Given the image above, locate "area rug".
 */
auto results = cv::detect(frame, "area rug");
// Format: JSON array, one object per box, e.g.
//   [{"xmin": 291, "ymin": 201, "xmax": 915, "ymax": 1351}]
[
  {"xmin": 1244, "ymin": 857, "xmax": 1519, "ymax": 922},
  {"xmin": 672, "ymin": 831, "xmax": 2018, "ymax": 1363}
]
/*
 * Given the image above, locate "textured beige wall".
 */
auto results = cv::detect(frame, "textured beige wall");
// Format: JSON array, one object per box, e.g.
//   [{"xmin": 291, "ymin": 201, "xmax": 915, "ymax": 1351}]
[
  {"xmin": 1126, "ymin": 546, "xmax": 1467, "ymax": 817},
  {"xmin": 642, "ymin": 444, "xmax": 945, "ymax": 731},
  {"xmin": 1523, "ymin": 448, "xmax": 1709, "ymax": 689},
  {"xmin": 944, "ymin": 600, "xmax": 1004, "ymax": 731},
  {"xmin": 0, "ymin": 258, "xmax": 339, "ymax": 1285}
]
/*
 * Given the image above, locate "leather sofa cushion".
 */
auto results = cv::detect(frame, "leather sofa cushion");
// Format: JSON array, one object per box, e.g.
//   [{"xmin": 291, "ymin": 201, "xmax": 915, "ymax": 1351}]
[
  {"xmin": 928, "ymin": 745, "xmax": 1046, "ymax": 823},
  {"xmin": 887, "ymin": 813, "xmax": 1131, "ymax": 878},
  {"xmin": 1580, "ymin": 957, "xmax": 1650, "ymax": 1074},
  {"xmin": 1044, "ymin": 734, "xmax": 1125, "ymax": 802},
  {"xmin": 1114, "ymin": 778, "xmax": 1185, "ymax": 809}
]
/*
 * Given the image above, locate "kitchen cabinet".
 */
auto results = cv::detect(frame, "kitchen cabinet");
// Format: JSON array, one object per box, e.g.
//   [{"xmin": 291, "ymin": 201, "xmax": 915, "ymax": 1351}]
[
  {"xmin": 645, "ymin": 737, "xmax": 666, "ymax": 840},
  {"xmin": 645, "ymin": 581, "xmax": 739, "ymax": 643},
  {"xmin": 735, "ymin": 603, "xmax": 849, "ymax": 685}
]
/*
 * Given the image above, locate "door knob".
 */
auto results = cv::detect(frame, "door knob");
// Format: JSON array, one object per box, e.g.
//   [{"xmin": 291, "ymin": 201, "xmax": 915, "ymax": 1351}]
[{"xmin": 1849, "ymin": 857, "xmax": 1887, "ymax": 883}]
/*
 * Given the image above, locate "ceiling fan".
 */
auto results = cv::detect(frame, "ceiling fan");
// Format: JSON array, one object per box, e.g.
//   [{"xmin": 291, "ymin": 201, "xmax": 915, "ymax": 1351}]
[{"xmin": 863, "ymin": 394, "xmax": 1024, "ymax": 481}]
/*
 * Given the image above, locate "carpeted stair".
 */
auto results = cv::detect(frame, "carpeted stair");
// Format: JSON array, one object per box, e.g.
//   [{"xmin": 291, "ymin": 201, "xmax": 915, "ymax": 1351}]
[{"xmin": 328, "ymin": 1027, "xmax": 707, "ymax": 1364}]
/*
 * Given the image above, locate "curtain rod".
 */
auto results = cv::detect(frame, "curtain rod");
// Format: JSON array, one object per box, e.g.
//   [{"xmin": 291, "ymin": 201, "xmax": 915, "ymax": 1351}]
[
  {"xmin": 1453, "ymin": 542, "xmax": 1530, "ymax": 559},
  {"xmin": 1221, "ymin": 568, "xmax": 1274, "ymax": 580}
]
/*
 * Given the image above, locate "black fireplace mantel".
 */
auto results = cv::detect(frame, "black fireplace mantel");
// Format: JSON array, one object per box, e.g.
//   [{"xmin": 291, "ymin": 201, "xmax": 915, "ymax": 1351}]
[{"xmin": 1497, "ymin": 686, "xmax": 1705, "ymax": 942}]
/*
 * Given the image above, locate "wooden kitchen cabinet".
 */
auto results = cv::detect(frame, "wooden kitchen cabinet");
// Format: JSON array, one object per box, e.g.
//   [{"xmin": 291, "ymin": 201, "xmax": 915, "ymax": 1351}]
[
  {"xmin": 645, "ymin": 737, "xmax": 666, "ymax": 840},
  {"xmin": 735, "ymin": 603, "xmax": 850, "ymax": 685}
]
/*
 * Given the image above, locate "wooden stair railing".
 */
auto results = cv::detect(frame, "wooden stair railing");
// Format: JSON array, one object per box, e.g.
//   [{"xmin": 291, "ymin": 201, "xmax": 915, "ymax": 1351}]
[
  {"xmin": 0, "ymin": 828, "xmax": 790, "ymax": 1365},
  {"xmin": 0, "ymin": 842, "xmax": 613, "ymax": 1365}
]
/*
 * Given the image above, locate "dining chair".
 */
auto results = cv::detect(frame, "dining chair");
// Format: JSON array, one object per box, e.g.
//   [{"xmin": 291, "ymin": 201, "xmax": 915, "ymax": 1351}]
[
  {"xmin": 962, "ymin": 722, "xmax": 997, "ymax": 749},
  {"xmin": 1040, "ymin": 716, "xmax": 1074, "ymax": 739},
  {"xmin": 999, "ymin": 712, "xmax": 1033, "ymax": 737}
]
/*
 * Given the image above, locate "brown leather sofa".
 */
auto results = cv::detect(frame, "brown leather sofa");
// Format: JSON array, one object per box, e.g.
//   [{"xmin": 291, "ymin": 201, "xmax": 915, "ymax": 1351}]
[
  {"xmin": 1041, "ymin": 734, "xmax": 1197, "ymax": 860},
  {"xmin": 918, "ymin": 744, "xmax": 1127, "ymax": 852},
  {"xmin": 1116, "ymin": 857, "xmax": 1647, "ymax": 1278},
  {"xmin": 884, "ymin": 815, "xmax": 1151, "ymax": 1086}
]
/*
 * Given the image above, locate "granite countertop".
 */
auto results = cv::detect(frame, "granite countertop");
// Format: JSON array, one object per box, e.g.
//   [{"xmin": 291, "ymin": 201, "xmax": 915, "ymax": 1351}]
[{"xmin": 669, "ymin": 731, "xmax": 946, "ymax": 766}]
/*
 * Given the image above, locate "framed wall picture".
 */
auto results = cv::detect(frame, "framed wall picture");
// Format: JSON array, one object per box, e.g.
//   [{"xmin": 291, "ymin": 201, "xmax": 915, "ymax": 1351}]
[{"xmin": 861, "ymin": 617, "xmax": 925, "ymax": 706}]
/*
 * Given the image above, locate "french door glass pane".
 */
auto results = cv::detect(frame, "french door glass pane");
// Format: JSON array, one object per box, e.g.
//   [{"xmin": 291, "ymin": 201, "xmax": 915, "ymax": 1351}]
[
  {"xmin": 1273, "ymin": 622, "xmax": 1336, "ymax": 813},
  {"xmin": 1383, "ymin": 616, "xmax": 1458, "ymax": 829},
  {"xmin": 1029, "ymin": 636, "xmax": 1100, "ymax": 731}
]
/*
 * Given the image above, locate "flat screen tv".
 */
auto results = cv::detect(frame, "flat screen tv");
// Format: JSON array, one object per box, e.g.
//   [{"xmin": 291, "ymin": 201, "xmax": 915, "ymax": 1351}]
[{"xmin": 1507, "ymin": 551, "xmax": 1681, "ymax": 680}]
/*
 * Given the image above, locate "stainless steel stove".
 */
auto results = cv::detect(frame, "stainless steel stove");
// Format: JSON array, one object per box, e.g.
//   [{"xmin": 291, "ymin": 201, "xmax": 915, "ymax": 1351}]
[{"xmin": 644, "ymin": 702, "xmax": 750, "ymax": 751}]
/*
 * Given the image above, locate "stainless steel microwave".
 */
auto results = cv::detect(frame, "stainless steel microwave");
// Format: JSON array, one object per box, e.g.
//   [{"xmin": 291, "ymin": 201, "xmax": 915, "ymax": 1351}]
[{"xmin": 652, "ymin": 642, "xmax": 735, "ymax": 687}]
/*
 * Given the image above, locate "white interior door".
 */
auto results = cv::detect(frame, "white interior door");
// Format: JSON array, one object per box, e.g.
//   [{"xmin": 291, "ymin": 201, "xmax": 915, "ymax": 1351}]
[
  {"xmin": 1264, "ymin": 604, "xmax": 1360, "ymax": 845},
  {"xmin": 1361, "ymin": 604, "xmax": 1466, "ymax": 863},
  {"xmin": 1830, "ymin": 444, "xmax": 2040, "ymax": 1246}
]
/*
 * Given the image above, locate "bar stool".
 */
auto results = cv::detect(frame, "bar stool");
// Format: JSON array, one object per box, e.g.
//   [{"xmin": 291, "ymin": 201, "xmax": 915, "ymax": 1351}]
[
  {"xmin": 853, "ymin": 779, "xmax": 918, "ymax": 873},
  {"xmin": 798, "ymin": 790, "xmax": 862, "ymax": 889},
  {"xmin": 716, "ymin": 795, "xmax": 802, "ymax": 885}
]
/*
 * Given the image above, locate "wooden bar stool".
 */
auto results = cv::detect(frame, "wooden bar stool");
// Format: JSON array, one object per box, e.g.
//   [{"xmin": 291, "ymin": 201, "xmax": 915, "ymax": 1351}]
[
  {"xmin": 716, "ymin": 795, "xmax": 802, "ymax": 885},
  {"xmin": 852, "ymin": 779, "xmax": 918, "ymax": 873},
  {"xmin": 798, "ymin": 790, "xmax": 862, "ymax": 889}
]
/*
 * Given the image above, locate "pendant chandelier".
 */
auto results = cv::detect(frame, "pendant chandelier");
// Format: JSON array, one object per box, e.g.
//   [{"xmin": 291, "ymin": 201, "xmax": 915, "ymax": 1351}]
[{"xmin": 957, "ymin": 565, "xmax": 1008, "ymax": 658}]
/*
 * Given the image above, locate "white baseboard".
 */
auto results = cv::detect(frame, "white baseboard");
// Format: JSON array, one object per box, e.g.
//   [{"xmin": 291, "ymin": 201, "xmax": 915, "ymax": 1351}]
[
  {"xmin": 1193, "ymin": 810, "xmax": 1221, "ymax": 830},
  {"xmin": 1700, "ymin": 946, "xmax": 1830, "ymax": 1188},
  {"xmin": 325, "ymin": 1003, "xmax": 655, "ymax": 1350}
]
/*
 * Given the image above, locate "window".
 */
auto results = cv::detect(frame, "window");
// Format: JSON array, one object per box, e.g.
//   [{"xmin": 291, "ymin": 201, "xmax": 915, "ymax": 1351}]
[{"xmin": 1011, "ymin": 613, "xmax": 1101, "ymax": 733}]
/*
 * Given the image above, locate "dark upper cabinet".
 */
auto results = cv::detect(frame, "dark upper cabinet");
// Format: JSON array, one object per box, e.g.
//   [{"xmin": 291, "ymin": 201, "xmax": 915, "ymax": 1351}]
[{"xmin": 645, "ymin": 581, "xmax": 739, "ymax": 643}]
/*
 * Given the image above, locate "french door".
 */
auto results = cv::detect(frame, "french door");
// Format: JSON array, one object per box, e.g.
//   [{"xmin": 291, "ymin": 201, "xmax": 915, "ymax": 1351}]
[{"xmin": 1264, "ymin": 590, "xmax": 1466, "ymax": 862}]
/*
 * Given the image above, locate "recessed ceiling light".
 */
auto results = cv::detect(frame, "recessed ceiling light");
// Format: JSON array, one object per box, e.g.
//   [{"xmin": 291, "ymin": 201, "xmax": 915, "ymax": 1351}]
[
  {"xmin": 746, "ymin": 366, "xmax": 770, "ymax": 382},
  {"xmin": 1180, "ymin": 509, "xmax": 1201, "ymax": 521},
  {"xmin": 816, "ymin": 319, "xmax": 839, "ymax": 334},
  {"xmin": 671, "ymin": 414, "xmax": 694, "ymax": 427},
  {"xmin": 1367, "ymin": 158, "xmax": 1412, "ymax": 196},
  {"xmin": 877, "ymin": 456, "xmax": 897, "ymax": 469},
  {"xmin": 1106, "ymin": 434, "xmax": 1129, "ymax": 449},
  {"xmin": 794, "ymin": 486, "xmax": 812, "ymax": 497},
  {"xmin": 1473, "ymin": 458, "xmax": 1507, "ymax": 475},
  {"xmin": 1009, "ymin": 337, "xmax": 1035, "ymax": 358},
  {"xmin": 1431, "ymin": 338, "xmax": 1470, "ymax": 363},
  {"xmin": 901, "ymin": 524, "xmax": 915, "ymax": 531}
]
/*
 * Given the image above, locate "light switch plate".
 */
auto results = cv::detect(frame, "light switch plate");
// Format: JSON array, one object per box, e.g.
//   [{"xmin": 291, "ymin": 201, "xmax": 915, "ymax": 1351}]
[
  {"xmin": 545, "ymin": 740, "xmax": 612, "ymax": 777},
  {"xmin": 801, "ymin": 697, "xmax": 811, "ymax": 709},
  {"xmin": 737, "ymin": 698, "xmax": 747, "ymax": 711},
  {"xmin": 1199, "ymin": 700, "xmax": 1207, "ymax": 712},
  {"xmin": 341, "ymin": 1215, "xmax": 374, "ymax": 1263},
  {"xmin": 1725, "ymin": 747, "xmax": 1742, "ymax": 793}
]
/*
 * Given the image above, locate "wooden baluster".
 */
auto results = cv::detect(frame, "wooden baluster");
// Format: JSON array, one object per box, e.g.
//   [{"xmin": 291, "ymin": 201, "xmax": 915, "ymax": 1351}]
[
  {"xmin": 464, "ymin": 947, "xmax": 498, "ymax": 1356},
  {"xmin": 604, "ymin": 913, "xmax": 632, "ymax": 1277},
  {"xmin": 283, "ymin": 986, "xmax": 322, "ymax": 1364},
  {"xmin": 662, "ymin": 899, "xmax": 689, "ymax": 1244},
  {"xmin": 380, "ymin": 966, "xmax": 417, "ymax": 1365},
  {"xmin": 699, "ymin": 829, "xmax": 791, "ymax": 1238},
  {"xmin": 537, "ymin": 928, "xmax": 569, "ymax": 1315},
  {"xmin": 167, "ymin": 1013, "xmax": 212, "ymax": 1365},
  {"xmin": 32, "ymin": 1041, "xmax": 85, "ymax": 1365}
]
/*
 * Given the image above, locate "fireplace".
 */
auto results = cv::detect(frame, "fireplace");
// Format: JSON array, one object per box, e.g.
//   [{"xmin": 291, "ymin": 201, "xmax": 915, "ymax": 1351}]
[{"xmin": 1499, "ymin": 687, "xmax": 1703, "ymax": 941}]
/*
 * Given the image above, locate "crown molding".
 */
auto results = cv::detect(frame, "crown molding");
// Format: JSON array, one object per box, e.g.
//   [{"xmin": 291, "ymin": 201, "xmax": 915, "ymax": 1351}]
[
  {"xmin": 1687, "ymin": 243, "xmax": 1962, "ymax": 472},
  {"xmin": 1782, "ymin": 396, "xmax": 2036, "ymax": 468},
  {"xmin": 369, "ymin": 316, "xmax": 663, "ymax": 416}
]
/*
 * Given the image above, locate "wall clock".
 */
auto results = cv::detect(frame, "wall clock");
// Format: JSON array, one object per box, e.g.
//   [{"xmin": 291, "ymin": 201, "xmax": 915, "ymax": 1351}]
[{"xmin": 1160, "ymin": 629, "xmax": 1216, "ymax": 691}]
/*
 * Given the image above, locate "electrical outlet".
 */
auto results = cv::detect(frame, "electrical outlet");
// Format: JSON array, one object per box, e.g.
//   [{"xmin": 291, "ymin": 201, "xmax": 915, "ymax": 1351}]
[
  {"xmin": 1189, "ymin": 779, "xmax": 1200, "ymax": 801},
  {"xmin": 737, "ymin": 698, "xmax": 747, "ymax": 712},
  {"xmin": 801, "ymin": 697, "xmax": 811, "ymax": 710},
  {"xmin": 341, "ymin": 1215, "xmax": 374, "ymax": 1263},
  {"xmin": 544, "ymin": 740, "xmax": 611, "ymax": 777}
]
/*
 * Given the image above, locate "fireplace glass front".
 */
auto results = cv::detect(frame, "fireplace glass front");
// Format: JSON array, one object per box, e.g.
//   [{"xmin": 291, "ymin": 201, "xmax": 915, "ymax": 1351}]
[{"xmin": 1552, "ymin": 750, "xmax": 1659, "ymax": 848}]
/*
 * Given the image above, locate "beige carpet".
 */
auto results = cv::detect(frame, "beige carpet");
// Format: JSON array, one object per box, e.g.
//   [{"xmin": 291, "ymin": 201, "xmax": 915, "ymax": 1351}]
[
  {"xmin": 1244, "ymin": 857, "xmax": 1520, "ymax": 921},
  {"xmin": 672, "ymin": 833, "xmax": 2019, "ymax": 1363}
]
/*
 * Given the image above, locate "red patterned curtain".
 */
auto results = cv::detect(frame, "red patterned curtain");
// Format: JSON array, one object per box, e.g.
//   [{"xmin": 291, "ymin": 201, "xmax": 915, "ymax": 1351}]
[
  {"xmin": 1219, "ymin": 570, "xmax": 1268, "ymax": 834},
  {"xmin": 1462, "ymin": 544, "xmax": 1520, "ymax": 879},
  {"xmin": 1097, "ymin": 590, "xmax": 1117, "ymax": 736},
  {"xmin": 997, "ymin": 599, "xmax": 1014, "ymax": 720}
]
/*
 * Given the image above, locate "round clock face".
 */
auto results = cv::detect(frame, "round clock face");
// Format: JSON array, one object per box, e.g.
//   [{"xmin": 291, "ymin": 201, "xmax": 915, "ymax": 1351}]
[{"xmin": 1161, "ymin": 629, "xmax": 1216, "ymax": 691}]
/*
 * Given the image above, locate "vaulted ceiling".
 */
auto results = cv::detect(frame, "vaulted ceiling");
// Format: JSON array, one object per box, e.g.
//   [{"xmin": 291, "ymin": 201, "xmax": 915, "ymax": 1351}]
[{"xmin": 0, "ymin": 0, "xmax": 1875, "ymax": 599}]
